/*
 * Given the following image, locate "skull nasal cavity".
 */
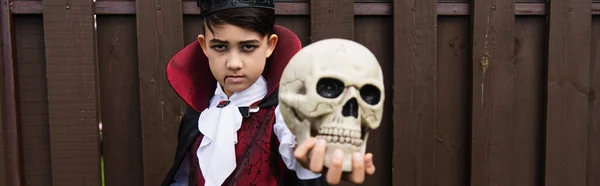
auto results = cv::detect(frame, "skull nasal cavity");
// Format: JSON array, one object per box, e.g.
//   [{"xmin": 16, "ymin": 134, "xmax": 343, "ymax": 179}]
[{"xmin": 342, "ymin": 98, "xmax": 359, "ymax": 118}]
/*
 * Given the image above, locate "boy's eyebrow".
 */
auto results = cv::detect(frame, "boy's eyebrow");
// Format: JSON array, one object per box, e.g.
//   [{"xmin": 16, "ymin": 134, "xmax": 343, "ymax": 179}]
[
  {"xmin": 209, "ymin": 39, "xmax": 227, "ymax": 44},
  {"xmin": 239, "ymin": 40, "xmax": 260, "ymax": 45},
  {"xmin": 209, "ymin": 39, "xmax": 260, "ymax": 45}
]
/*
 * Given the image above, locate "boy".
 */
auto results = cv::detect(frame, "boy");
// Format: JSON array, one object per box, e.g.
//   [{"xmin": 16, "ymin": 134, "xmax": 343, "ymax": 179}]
[{"xmin": 161, "ymin": 0, "xmax": 375, "ymax": 185}]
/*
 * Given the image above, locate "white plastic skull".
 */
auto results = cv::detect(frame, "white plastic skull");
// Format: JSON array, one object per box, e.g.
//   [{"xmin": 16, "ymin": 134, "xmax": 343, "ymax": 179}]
[{"xmin": 279, "ymin": 38, "xmax": 384, "ymax": 172}]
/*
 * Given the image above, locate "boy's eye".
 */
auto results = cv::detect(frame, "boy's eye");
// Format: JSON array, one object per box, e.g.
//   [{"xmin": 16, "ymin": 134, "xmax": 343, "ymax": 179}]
[
  {"xmin": 242, "ymin": 45, "xmax": 257, "ymax": 51},
  {"xmin": 211, "ymin": 45, "xmax": 227, "ymax": 51}
]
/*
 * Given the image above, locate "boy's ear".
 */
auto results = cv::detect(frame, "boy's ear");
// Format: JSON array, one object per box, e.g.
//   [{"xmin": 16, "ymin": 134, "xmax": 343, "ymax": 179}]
[
  {"xmin": 197, "ymin": 34, "xmax": 207, "ymax": 53},
  {"xmin": 265, "ymin": 34, "xmax": 278, "ymax": 58}
]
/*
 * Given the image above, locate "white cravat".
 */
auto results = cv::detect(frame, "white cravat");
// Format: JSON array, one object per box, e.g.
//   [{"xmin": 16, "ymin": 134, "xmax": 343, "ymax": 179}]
[{"xmin": 196, "ymin": 76, "xmax": 267, "ymax": 186}]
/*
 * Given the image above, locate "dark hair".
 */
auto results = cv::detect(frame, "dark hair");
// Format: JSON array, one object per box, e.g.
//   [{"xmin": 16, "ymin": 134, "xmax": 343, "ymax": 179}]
[{"xmin": 202, "ymin": 7, "xmax": 275, "ymax": 37}]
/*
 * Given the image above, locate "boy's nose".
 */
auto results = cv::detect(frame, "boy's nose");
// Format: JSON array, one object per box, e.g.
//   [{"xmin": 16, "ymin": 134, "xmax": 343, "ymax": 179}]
[{"xmin": 226, "ymin": 55, "xmax": 243, "ymax": 69}]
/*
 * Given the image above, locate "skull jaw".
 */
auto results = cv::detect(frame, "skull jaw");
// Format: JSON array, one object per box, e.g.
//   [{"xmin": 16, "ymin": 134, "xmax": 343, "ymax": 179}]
[
  {"xmin": 280, "ymin": 99, "xmax": 371, "ymax": 172},
  {"xmin": 322, "ymin": 132, "xmax": 369, "ymax": 172}
]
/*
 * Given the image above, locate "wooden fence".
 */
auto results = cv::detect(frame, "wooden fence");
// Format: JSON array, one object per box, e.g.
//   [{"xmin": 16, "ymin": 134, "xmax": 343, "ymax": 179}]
[{"xmin": 1, "ymin": 0, "xmax": 599, "ymax": 185}]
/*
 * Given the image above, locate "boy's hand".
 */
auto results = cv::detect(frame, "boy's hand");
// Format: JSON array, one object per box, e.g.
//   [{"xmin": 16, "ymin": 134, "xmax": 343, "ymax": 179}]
[{"xmin": 293, "ymin": 137, "xmax": 376, "ymax": 185}]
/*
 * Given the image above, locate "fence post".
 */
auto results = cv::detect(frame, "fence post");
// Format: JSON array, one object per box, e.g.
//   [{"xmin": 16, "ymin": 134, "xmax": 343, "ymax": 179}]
[
  {"xmin": 96, "ymin": 1, "xmax": 144, "ymax": 185},
  {"xmin": 545, "ymin": 0, "xmax": 593, "ymax": 185},
  {"xmin": 310, "ymin": 0, "xmax": 354, "ymax": 42},
  {"xmin": 392, "ymin": 0, "xmax": 437, "ymax": 185},
  {"xmin": 1, "ymin": 0, "xmax": 24, "ymax": 185},
  {"xmin": 42, "ymin": 0, "xmax": 101, "ymax": 185},
  {"xmin": 469, "ymin": 0, "xmax": 519, "ymax": 185},
  {"xmin": 136, "ymin": 0, "xmax": 186, "ymax": 185}
]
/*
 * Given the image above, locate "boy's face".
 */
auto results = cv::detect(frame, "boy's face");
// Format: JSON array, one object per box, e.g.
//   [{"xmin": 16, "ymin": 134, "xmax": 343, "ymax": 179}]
[{"xmin": 198, "ymin": 23, "xmax": 278, "ymax": 97}]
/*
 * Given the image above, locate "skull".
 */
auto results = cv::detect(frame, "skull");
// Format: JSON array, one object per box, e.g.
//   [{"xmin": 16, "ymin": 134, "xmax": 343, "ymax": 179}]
[{"xmin": 279, "ymin": 38, "xmax": 384, "ymax": 172}]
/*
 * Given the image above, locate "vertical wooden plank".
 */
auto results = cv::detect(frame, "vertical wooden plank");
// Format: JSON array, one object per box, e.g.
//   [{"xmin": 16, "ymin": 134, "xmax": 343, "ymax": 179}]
[
  {"xmin": 275, "ymin": 16, "xmax": 310, "ymax": 46},
  {"xmin": 183, "ymin": 16, "xmax": 203, "ymax": 45},
  {"xmin": 0, "ymin": 104, "xmax": 4, "ymax": 185},
  {"xmin": 42, "ymin": 0, "xmax": 101, "ymax": 185},
  {"xmin": 355, "ymin": 16, "xmax": 393, "ymax": 186},
  {"xmin": 310, "ymin": 0, "xmax": 354, "ymax": 42},
  {"xmin": 1, "ymin": 0, "xmax": 25, "ymax": 185},
  {"xmin": 589, "ymin": 16, "xmax": 600, "ymax": 186},
  {"xmin": 15, "ymin": 15, "xmax": 52, "ymax": 186},
  {"xmin": 470, "ymin": 0, "xmax": 518, "ymax": 186},
  {"xmin": 96, "ymin": 13, "xmax": 144, "ymax": 186},
  {"xmin": 545, "ymin": 0, "xmax": 592, "ymax": 185},
  {"xmin": 0, "ymin": 87, "xmax": 4, "ymax": 186},
  {"xmin": 0, "ymin": 1, "xmax": 8, "ymax": 185},
  {"xmin": 136, "ymin": 0, "xmax": 186, "ymax": 185},
  {"xmin": 392, "ymin": 0, "xmax": 437, "ymax": 185},
  {"xmin": 512, "ymin": 16, "xmax": 547, "ymax": 186},
  {"xmin": 0, "ymin": 1, "xmax": 6, "ymax": 184},
  {"xmin": 435, "ymin": 16, "xmax": 471, "ymax": 186}
]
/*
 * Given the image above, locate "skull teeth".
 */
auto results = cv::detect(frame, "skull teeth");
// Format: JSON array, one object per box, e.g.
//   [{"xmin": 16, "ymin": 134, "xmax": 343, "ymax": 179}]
[
  {"xmin": 317, "ymin": 135, "xmax": 363, "ymax": 146},
  {"xmin": 317, "ymin": 127, "xmax": 363, "ymax": 146},
  {"xmin": 318, "ymin": 128, "xmax": 361, "ymax": 138}
]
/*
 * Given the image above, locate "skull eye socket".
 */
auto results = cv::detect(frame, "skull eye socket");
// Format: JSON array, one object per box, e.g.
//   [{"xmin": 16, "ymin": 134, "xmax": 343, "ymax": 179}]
[
  {"xmin": 316, "ymin": 78, "xmax": 344, "ymax": 98},
  {"xmin": 360, "ymin": 85, "xmax": 381, "ymax": 105}
]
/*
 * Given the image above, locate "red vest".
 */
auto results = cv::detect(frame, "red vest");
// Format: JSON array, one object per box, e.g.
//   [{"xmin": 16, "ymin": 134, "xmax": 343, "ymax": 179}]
[{"xmin": 187, "ymin": 103, "xmax": 288, "ymax": 186}]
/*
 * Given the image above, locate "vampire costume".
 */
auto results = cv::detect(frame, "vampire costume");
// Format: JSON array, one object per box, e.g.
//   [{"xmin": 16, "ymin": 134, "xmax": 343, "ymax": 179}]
[{"xmin": 160, "ymin": 1, "xmax": 328, "ymax": 186}]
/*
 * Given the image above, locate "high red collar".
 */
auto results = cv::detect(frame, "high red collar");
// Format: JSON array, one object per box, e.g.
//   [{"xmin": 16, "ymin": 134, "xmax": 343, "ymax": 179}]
[{"xmin": 166, "ymin": 25, "xmax": 302, "ymax": 112}]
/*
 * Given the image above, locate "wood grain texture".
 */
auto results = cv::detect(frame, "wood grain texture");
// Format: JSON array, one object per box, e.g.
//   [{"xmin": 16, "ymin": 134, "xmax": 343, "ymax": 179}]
[
  {"xmin": 393, "ymin": 0, "xmax": 437, "ymax": 185},
  {"xmin": 2, "ymin": 0, "xmax": 25, "ymax": 185},
  {"xmin": 355, "ymin": 16, "xmax": 393, "ymax": 186},
  {"xmin": 97, "ymin": 14, "xmax": 143, "ymax": 186},
  {"xmin": 545, "ymin": 0, "xmax": 593, "ymax": 185},
  {"xmin": 310, "ymin": 0, "xmax": 354, "ymax": 42},
  {"xmin": 0, "ymin": 1, "xmax": 6, "ymax": 185},
  {"xmin": 512, "ymin": 16, "xmax": 546, "ymax": 186},
  {"xmin": 275, "ymin": 16, "xmax": 310, "ymax": 47},
  {"xmin": 590, "ymin": 16, "xmax": 600, "ymax": 186},
  {"xmin": 15, "ymin": 15, "xmax": 52, "ymax": 186},
  {"xmin": 183, "ymin": 16, "xmax": 203, "ymax": 46},
  {"xmin": 136, "ymin": 0, "xmax": 186, "ymax": 185},
  {"xmin": 470, "ymin": 0, "xmax": 521, "ymax": 185},
  {"xmin": 42, "ymin": 0, "xmax": 100, "ymax": 185},
  {"xmin": 435, "ymin": 16, "xmax": 471, "ymax": 186},
  {"xmin": 0, "ymin": 95, "xmax": 4, "ymax": 186}
]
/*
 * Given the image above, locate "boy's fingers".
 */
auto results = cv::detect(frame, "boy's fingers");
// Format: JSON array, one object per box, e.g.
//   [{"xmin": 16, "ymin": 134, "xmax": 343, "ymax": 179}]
[
  {"xmin": 364, "ymin": 153, "xmax": 376, "ymax": 175},
  {"xmin": 309, "ymin": 139, "xmax": 327, "ymax": 172},
  {"xmin": 349, "ymin": 153, "xmax": 365, "ymax": 184},
  {"xmin": 326, "ymin": 149, "xmax": 344, "ymax": 185},
  {"xmin": 294, "ymin": 137, "xmax": 317, "ymax": 163}
]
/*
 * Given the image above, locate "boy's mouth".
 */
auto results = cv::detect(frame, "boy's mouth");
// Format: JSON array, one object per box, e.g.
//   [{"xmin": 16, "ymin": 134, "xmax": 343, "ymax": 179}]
[
  {"xmin": 225, "ymin": 75, "xmax": 245, "ymax": 83},
  {"xmin": 225, "ymin": 75, "xmax": 244, "ymax": 79}
]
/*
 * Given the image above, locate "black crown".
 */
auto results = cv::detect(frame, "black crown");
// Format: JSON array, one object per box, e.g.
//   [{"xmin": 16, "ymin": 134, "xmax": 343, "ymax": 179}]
[{"xmin": 197, "ymin": 0, "xmax": 275, "ymax": 18}]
